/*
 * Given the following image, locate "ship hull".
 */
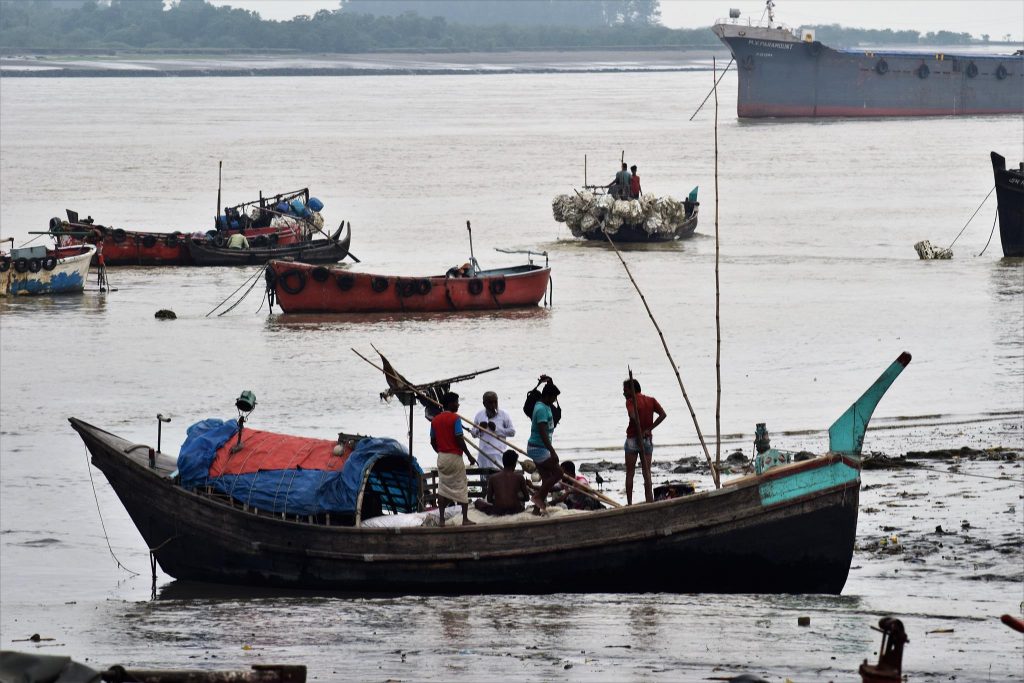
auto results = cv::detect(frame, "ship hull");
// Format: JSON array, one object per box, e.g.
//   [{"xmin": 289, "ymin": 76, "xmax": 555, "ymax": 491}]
[
  {"xmin": 992, "ymin": 151, "xmax": 1024, "ymax": 258},
  {"xmin": 713, "ymin": 25, "xmax": 1024, "ymax": 118}
]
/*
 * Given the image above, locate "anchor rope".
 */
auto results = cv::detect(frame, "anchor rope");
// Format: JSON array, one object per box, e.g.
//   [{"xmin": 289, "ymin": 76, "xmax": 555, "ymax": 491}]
[
  {"xmin": 83, "ymin": 445, "xmax": 140, "ymax": 576},
  {"xmin": 947, "ymin": 185, "xmax": 994, "ymax": 250},
  {"xmin": 204, "ymin": 266, "xmax": 263, "ymax": 317},
  {"xmin": 976, "ymin": 209, "xmax": 999, "ymax": 257}
]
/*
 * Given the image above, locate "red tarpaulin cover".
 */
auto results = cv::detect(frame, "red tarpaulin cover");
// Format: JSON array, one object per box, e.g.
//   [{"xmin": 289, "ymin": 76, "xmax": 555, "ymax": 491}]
[{"xmin": 209, "ymin": 428, "xmax": 348, "ymax": 476}]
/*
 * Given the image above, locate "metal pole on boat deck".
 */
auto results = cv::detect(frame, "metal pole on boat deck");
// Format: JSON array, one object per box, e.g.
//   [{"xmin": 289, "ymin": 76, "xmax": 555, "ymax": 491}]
[
  {"xmin": 156, "ymin": 414, "xmax": 171, "ymax": 453},
  {"xmin": 216, "ymin": 161, "xmax": 223, "ymax": 225},
  {"xmin": 466, "ymin": 220, "xmax": 476, "ymax": 272},
  {"xmin": 584, "ymin": 154, "xmax": 587, "ymax": 186}
]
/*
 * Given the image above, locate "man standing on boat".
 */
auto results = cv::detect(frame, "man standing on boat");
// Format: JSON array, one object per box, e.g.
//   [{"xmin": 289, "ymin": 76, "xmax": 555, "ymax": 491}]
[
  {"xmin": 470, "ymin": 391, "xmax": 516, "ymax": 472},
  {"xmin": 629, "ymin": 165, "xmax": 642, "ymax": 199},
  {"xmin": 528, "ymin": 378, "xmax": 562, "ymax": 513},
  {"xmin": 607, "ymin": 162, "xmax": 632, "ymax": 200},
  {"xmin": 623, "ymin": 379, "xmax": 667, "ymax": 505},
  {"xmin": 430, "ymin": 392, "xmax": 476, "ymax": 527}
]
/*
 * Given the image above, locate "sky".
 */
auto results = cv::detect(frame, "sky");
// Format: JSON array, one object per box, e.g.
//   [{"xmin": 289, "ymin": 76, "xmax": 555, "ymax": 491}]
[{"xmin": 206, "ymin": 1, "xmax": 1024, "ymax": 42}]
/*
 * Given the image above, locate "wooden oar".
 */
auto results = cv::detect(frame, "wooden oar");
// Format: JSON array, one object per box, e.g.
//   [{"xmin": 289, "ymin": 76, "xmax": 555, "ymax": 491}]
[{"xmin": 352, "ymin": 347, "xmax": 622, "ymax": 509}]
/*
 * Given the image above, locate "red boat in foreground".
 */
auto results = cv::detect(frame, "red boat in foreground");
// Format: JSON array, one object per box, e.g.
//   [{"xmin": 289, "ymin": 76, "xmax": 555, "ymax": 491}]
[{"xmin": 265, "ymin": 257, "xmax": 551, "ymax": 314}]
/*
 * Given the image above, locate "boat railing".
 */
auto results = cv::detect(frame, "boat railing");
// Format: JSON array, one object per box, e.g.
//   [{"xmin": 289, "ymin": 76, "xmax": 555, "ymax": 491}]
[{"xmin": 420, "ymin": 467, "xmax": 493, "ymax": 508}]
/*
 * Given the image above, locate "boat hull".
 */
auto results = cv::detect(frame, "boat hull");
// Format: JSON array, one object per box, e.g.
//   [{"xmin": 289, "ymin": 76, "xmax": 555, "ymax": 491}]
[
  {"xmin": 991, "ymin": 151, "xmax": 1024, "ymax": 257},
  {"xmin": 70, "ymin": 418, "xmax": 860, "ymax": 594},
  {"xmin": 187, "ymin": 226, "xmax": 351, "ymax": 267},
  {"xmin": 267, "ymin": 262, "xmax": 551, "ymax": 314},
  {"xmin": 0, "ymin": 245, "xmax": 95, "ymax": 296},
  {"xmin": 58, "ymin": 225, "xmax": 303, "ymax": 266},
  {"xmin": 583, "ymin": 210, "xmax": 698, "ymax": 242},
  {"xmin": 713, "ymin": 24, "xmax": 1024, "ymax": 118}
]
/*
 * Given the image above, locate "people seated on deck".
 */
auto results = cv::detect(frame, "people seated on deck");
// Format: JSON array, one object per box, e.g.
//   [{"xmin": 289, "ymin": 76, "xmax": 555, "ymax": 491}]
[
  {"xmin": 549, "ymin": 460, "xmax": 604, "ymax": 511},
  {"xmin": 227, "ymin": 232, "xmax": 250, "ymax": 250},
  {"xmin": 606, "ymin": 162, "xmax": 632, "ymax": 200},
  {"xmin": 473, "ymin": 450, "xmax": 533, "ymax": 516}
]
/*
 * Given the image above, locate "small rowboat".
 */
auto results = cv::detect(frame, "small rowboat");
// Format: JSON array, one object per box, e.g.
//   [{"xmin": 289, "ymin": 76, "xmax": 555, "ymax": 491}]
[
  {"xmin": 186, "ymin": 222, "xmax": 352, "ymax": 267},
  {"xmin": 265, "ymin": 258, "xmax": 551, "ymax": 314},
  {"xmin": 0, "ymin": 243, "xmax": 95, "ymax": 296}
]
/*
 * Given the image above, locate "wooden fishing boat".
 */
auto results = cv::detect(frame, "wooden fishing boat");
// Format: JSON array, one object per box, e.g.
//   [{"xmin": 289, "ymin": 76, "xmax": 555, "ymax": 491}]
[
  {"xmin": 187, "ymin": 222, "xmax": 352, "ymax": 267},
  {"xmin": 68, "ymin": 352, "xmax": 910, "ymax": 594},
  {"xmin": 553, "ymin": 187, "xmax": 699, "ymax": 242},
  {"xmin": 265, "ymin": 257, "xmax": 551, "ymax": 314},
  {"xmin": 51, "ymin": 188, "xmax": 320, "ymax": 266},
  {"xmin": 582, "ymin": 207, "xmax": 698, "ymax": 242},
  {"xmin": 0, "ymin": 243, "xmax": 95, "ymax": 296},
  {"xmin": 991, "ymin": 151, "xmax": 1024, "ymax": 257}
]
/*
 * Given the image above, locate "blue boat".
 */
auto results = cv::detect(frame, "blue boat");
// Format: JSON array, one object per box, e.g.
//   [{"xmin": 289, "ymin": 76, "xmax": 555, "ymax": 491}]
[{"xmin": 0, "ymin": 243, "xmax": 95, "ymax": 296}]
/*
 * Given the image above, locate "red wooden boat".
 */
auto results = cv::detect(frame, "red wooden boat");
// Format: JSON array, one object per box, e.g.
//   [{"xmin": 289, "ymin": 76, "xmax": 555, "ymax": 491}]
[
  {"xmin": 265, "ymin": 258, "xmax": 551, "ymax": 314},
  {"xmin": 52, "ymin": 188, "xmax": 320, "ymax": 266}
]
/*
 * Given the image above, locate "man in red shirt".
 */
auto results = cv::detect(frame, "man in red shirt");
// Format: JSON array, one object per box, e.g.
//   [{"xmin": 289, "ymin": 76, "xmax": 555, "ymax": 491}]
[
  {"xmin": 629, "ymin": 165, "xmax": 642, "ymax": 199},
  {"xmin": 430, "ymin": 392, "xmax": 476, "ymax": 527},
  {"xmin": 623, "ymin": 379, "xmax": 667, "ymax": 505}
]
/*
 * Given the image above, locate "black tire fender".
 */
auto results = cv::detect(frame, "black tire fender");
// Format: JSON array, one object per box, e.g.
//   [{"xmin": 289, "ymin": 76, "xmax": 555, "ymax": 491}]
[
  {"xmin": 42, "ymin": 256, "xmax": 57, "ymax": 271},
  {"xmin": 965, "ymin": 61, "xmax": 978, "ymax": 78},
  {"xmin": 27, "ymin": 258, "xmax": 42, "ymax": 273},
  {"xmin": 371, "ymin": 276, "xmax": 389, "ymax": 293},
  {"xmin": 311, "ymin": 266, "xmax": 330, "ymax": 283},
  {"xmin": 49, "ymin": 217, "xmax": 64, "ymax": 233},
  {"xmin": 253, "ymin": 235, "xmax": 269, "ymax": 248},
  {"xmin": 468, "ymin": 278, "xmax": 484, "ymax": 296},
  {"xmin": 416, "ymin": 278, "xmax": 431, "ymax": 295},
  {"xmin": 489, "ymin": 278, "xmax": 506, "ymax": 296},
  {"xmin": 336, "ymin": 273, "xmax": 354, "ymax": 291},
  {"xmin": 213, "ymin": 235, "xmax": 227, "ymax": 248},
  {"xmin": 165, "ymin": 232, "xmax": 182, "ymax": 248},
  {"xmin": 112, "ymin": 228, "xmax": 127, "ymax": 243},
  {"xmin": 916, "ymin": 63, "xmax": 930, "ymax": 79},
  {"xmin": 0, "ymin": 258, "xmax": 10, "ymax": 273},
  {"xmin": 14, "ymin": 258, "xmax": 28, "ymax": 273},
  {"xmin": 269, "ymin": 233, "xmax": 279, "ymax": 245},
  {"xmin": 141, "ymin": 234, "xmax": 157, "ymax": 249},
  {"xmin": 995, "ymin": 64, "xmax": 1008, "ymax": 80},
  {"xmin": 278, "ymin": 269, "xmax": 307, "ymax": 295},
  {"xmin": 398, "ymin": 279, "xmax": 417, "ymax": 297},
  {"xmin": 875, "ymin": 59, "xmax": 888, "ymax": 75},
  {"xmin": 264, "ymin": 265, "xmax": 277, "ymax": 289}
]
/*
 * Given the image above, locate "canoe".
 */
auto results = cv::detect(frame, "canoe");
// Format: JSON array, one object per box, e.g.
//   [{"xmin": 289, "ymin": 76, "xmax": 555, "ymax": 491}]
[
  {"xmin": 67, "ymin": 351, "xmax": 911, "ymax": 594},
  {"xmin": 991, "ymin": 151, "xmax": 1024, "ymax": 258},
  {"xmin": 0, "ymin": 243, "xmax": 95, "ymax": 296},
  {"xmin": 265, "ymin": 260, "xmax": 551, "ymax": 314},
  {"xmin": 187, "ymin": 222, "xmax": 352, "ymax": 267}
]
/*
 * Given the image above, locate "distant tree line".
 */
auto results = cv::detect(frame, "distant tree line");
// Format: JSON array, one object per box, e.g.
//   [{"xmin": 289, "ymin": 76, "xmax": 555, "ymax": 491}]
[{"xmin": 0, "ymin": 0, "xmax": 1000, "ymax": 53}]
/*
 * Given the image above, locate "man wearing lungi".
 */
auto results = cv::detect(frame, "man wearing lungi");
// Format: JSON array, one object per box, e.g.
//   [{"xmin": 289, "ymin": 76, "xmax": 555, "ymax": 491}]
[{"xmin": 430, "ymin": 392, "xmax": 477, "ymax": 527}]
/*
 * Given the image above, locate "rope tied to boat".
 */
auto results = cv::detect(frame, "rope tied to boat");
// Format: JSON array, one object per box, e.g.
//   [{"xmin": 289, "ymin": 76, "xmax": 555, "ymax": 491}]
[
  {"xmin": 83, "ymin": 445, "xmax": 140, "ymax": 576},
  {"xmin": 204, "ymin": 266, "xmax": 265, "ymax": 317}
]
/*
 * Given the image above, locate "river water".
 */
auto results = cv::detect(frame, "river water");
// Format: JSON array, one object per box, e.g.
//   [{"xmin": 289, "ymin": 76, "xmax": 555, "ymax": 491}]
[{"xmin": 1, "ymin": 68, "xmax": 1022, "ymax": 681}]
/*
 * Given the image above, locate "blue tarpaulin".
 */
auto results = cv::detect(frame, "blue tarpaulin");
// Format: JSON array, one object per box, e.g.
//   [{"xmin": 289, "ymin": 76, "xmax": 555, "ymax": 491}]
[{"xmin": 176, "ymin": 420, "xmax": 421, "ymax": 516}]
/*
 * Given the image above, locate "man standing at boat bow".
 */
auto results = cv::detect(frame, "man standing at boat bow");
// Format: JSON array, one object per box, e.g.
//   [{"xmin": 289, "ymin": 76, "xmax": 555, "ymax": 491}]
[
  {"xmin": 430, "ymin": 393, "xmax": 476, "ymax": 527},
  {"xmin": 623, "ymin": 379, "xmax": 667, "ymax": 505}
]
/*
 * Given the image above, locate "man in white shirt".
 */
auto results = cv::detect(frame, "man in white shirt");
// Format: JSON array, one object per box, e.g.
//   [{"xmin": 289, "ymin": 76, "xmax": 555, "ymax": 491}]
[{"xmin": 470, "ymin": 391, "xmax": 516, "ymax": 471}]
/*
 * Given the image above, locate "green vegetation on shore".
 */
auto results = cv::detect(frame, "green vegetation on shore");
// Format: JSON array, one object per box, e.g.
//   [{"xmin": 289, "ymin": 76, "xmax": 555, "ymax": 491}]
[{"xmin": 0, "ymin": 0, "xmax": 994, "ymax": 54}]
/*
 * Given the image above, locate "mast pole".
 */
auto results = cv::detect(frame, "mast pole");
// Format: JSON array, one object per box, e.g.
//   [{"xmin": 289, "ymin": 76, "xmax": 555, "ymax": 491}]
[
  {"xmin": 216, "ymin": 161, "xmax": 223, "ymax": 225},
  {"xmin": 713, "ymin": 57, "xmax": 723, "ymax": 481}
]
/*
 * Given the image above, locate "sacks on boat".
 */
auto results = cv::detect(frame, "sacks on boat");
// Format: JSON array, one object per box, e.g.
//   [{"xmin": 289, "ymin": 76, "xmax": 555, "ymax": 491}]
[
  {"xmin": 176, "ymin": 419, "xmax": 421, "ymax": 517},
  {"xmin": 552, "ymin": 190, "xmax": 692, "ymax": 238}
]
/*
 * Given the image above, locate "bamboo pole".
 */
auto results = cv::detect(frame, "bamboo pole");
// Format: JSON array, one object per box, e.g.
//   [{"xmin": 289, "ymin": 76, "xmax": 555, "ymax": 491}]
[
  {"xmin": 352, "ymin": 348, "xmax": 622, "ymax": 508},
  {"xmin": 601, "ymin": 233, "xmax": 720, "ymax": 488},
  {"xmin": 713, "ymin": 57, "xmax": 723, "ymax": 483}
]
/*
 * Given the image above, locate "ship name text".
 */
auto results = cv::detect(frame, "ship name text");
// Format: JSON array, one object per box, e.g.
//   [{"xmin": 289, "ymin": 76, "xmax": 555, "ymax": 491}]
[{"xmin": 749, "ymin": 40, "xmax": 794, "ymax": 50}]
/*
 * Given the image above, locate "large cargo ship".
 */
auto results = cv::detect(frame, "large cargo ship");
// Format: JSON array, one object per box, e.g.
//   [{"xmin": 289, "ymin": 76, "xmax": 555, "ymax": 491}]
[{"xmin": 712, "ymin": 2, "xmax": 1024, "ymax": 118}]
